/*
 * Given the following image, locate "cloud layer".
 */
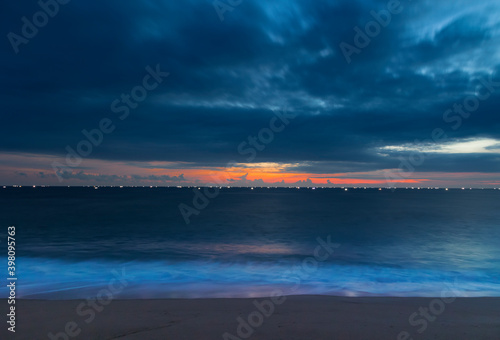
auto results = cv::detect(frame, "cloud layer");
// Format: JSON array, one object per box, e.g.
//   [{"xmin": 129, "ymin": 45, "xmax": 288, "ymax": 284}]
[{"xmin": 1, "ymin": 0, "xmax": 499, "ymax": 186}]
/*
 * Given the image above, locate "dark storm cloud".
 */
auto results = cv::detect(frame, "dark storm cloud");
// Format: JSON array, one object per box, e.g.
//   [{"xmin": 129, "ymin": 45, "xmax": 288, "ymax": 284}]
[{"xmin": 1, "ymin": 0, "xmax": 499, "ymax": 174}]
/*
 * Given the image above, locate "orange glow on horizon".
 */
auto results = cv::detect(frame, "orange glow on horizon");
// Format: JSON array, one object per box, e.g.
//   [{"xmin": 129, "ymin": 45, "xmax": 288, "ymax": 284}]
[
  {"xmin": 3, "ymin": 152, "xmax": 498, "ymax": 187},
  {"xmin": 147, "ymin": 166, "xmax": 428, "ymax": 185}
]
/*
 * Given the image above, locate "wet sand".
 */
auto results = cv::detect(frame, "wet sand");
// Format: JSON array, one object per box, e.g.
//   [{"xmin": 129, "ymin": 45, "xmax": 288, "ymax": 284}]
[{"xmin": 3, "ymin": 296, "xmax": 500, "ymax": 339}]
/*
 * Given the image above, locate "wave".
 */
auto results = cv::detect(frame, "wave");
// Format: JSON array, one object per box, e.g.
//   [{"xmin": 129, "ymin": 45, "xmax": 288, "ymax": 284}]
[{"xmin": 4, "ymin": 257, "xmax": 500, "ymax": 299}]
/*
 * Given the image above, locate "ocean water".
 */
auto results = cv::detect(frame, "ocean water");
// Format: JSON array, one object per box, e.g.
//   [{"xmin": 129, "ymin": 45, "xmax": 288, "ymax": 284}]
[{"xmin": 1, "ymin": 187, "xmax": 499, "ymax": 299}]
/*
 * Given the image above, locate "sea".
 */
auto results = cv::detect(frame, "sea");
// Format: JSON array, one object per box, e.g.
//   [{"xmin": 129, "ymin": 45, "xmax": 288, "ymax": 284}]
[{"xmin": 1, "ymin": 187, "xmax": 499, "ymax": 299}]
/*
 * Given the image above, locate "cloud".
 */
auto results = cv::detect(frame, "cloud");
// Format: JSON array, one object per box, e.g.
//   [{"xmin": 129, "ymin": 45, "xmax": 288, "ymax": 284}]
[
  {"xmin": 55, "ymin": 171, "xmax": 187, "ymax": 183},
  {"xmin": 130, "ymin": 174, "xmax": 186, "ymax": 182},
  {"xmin": 0, "ymin": 0, "xmax": 499, "ymax": 185},
  {"xmin": 37, "ymin": 171, "xmax": 52, "ymax": 179},
  {"xmin": 225, "ymin": 173, "xmax": 266, "ymax": 186}
]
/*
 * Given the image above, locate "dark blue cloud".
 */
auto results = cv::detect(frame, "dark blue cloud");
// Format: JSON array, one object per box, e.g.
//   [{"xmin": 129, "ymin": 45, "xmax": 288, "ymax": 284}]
[{"xmin": 1, "ymin": 0, "xmax": 499, "ymax": 176}]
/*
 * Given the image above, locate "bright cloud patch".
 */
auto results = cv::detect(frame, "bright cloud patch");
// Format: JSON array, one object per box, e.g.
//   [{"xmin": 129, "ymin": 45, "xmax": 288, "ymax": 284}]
[{"xmin": 381, "ymin": 138, "xmax": 500, "ymax": 154}]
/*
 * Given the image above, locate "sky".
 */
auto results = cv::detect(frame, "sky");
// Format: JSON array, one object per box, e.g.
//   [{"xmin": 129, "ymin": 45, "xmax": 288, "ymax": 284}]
[{"xmin": 1, "ymin": 0, "xmax": 500, "ymax": 187}]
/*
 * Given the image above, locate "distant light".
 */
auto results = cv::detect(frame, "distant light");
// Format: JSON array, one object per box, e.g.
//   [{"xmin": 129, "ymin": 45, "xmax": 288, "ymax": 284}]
[
  {"xmin": 345, "ymin": 188, "xmax": 348, "ymax": 191},
  {"xmin": 33, "ymin": 185, "xmax": 36, "ymax": 188},
  {"xmin": 445, "ymin": 188, "xmax": 449, "ymax": 191}
]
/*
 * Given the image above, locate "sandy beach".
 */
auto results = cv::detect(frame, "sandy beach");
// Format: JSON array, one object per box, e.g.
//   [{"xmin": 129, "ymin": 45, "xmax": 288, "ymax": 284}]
[{"xmin": 3, "ymin": 296, "xmax": 499, "ymax": 339}]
